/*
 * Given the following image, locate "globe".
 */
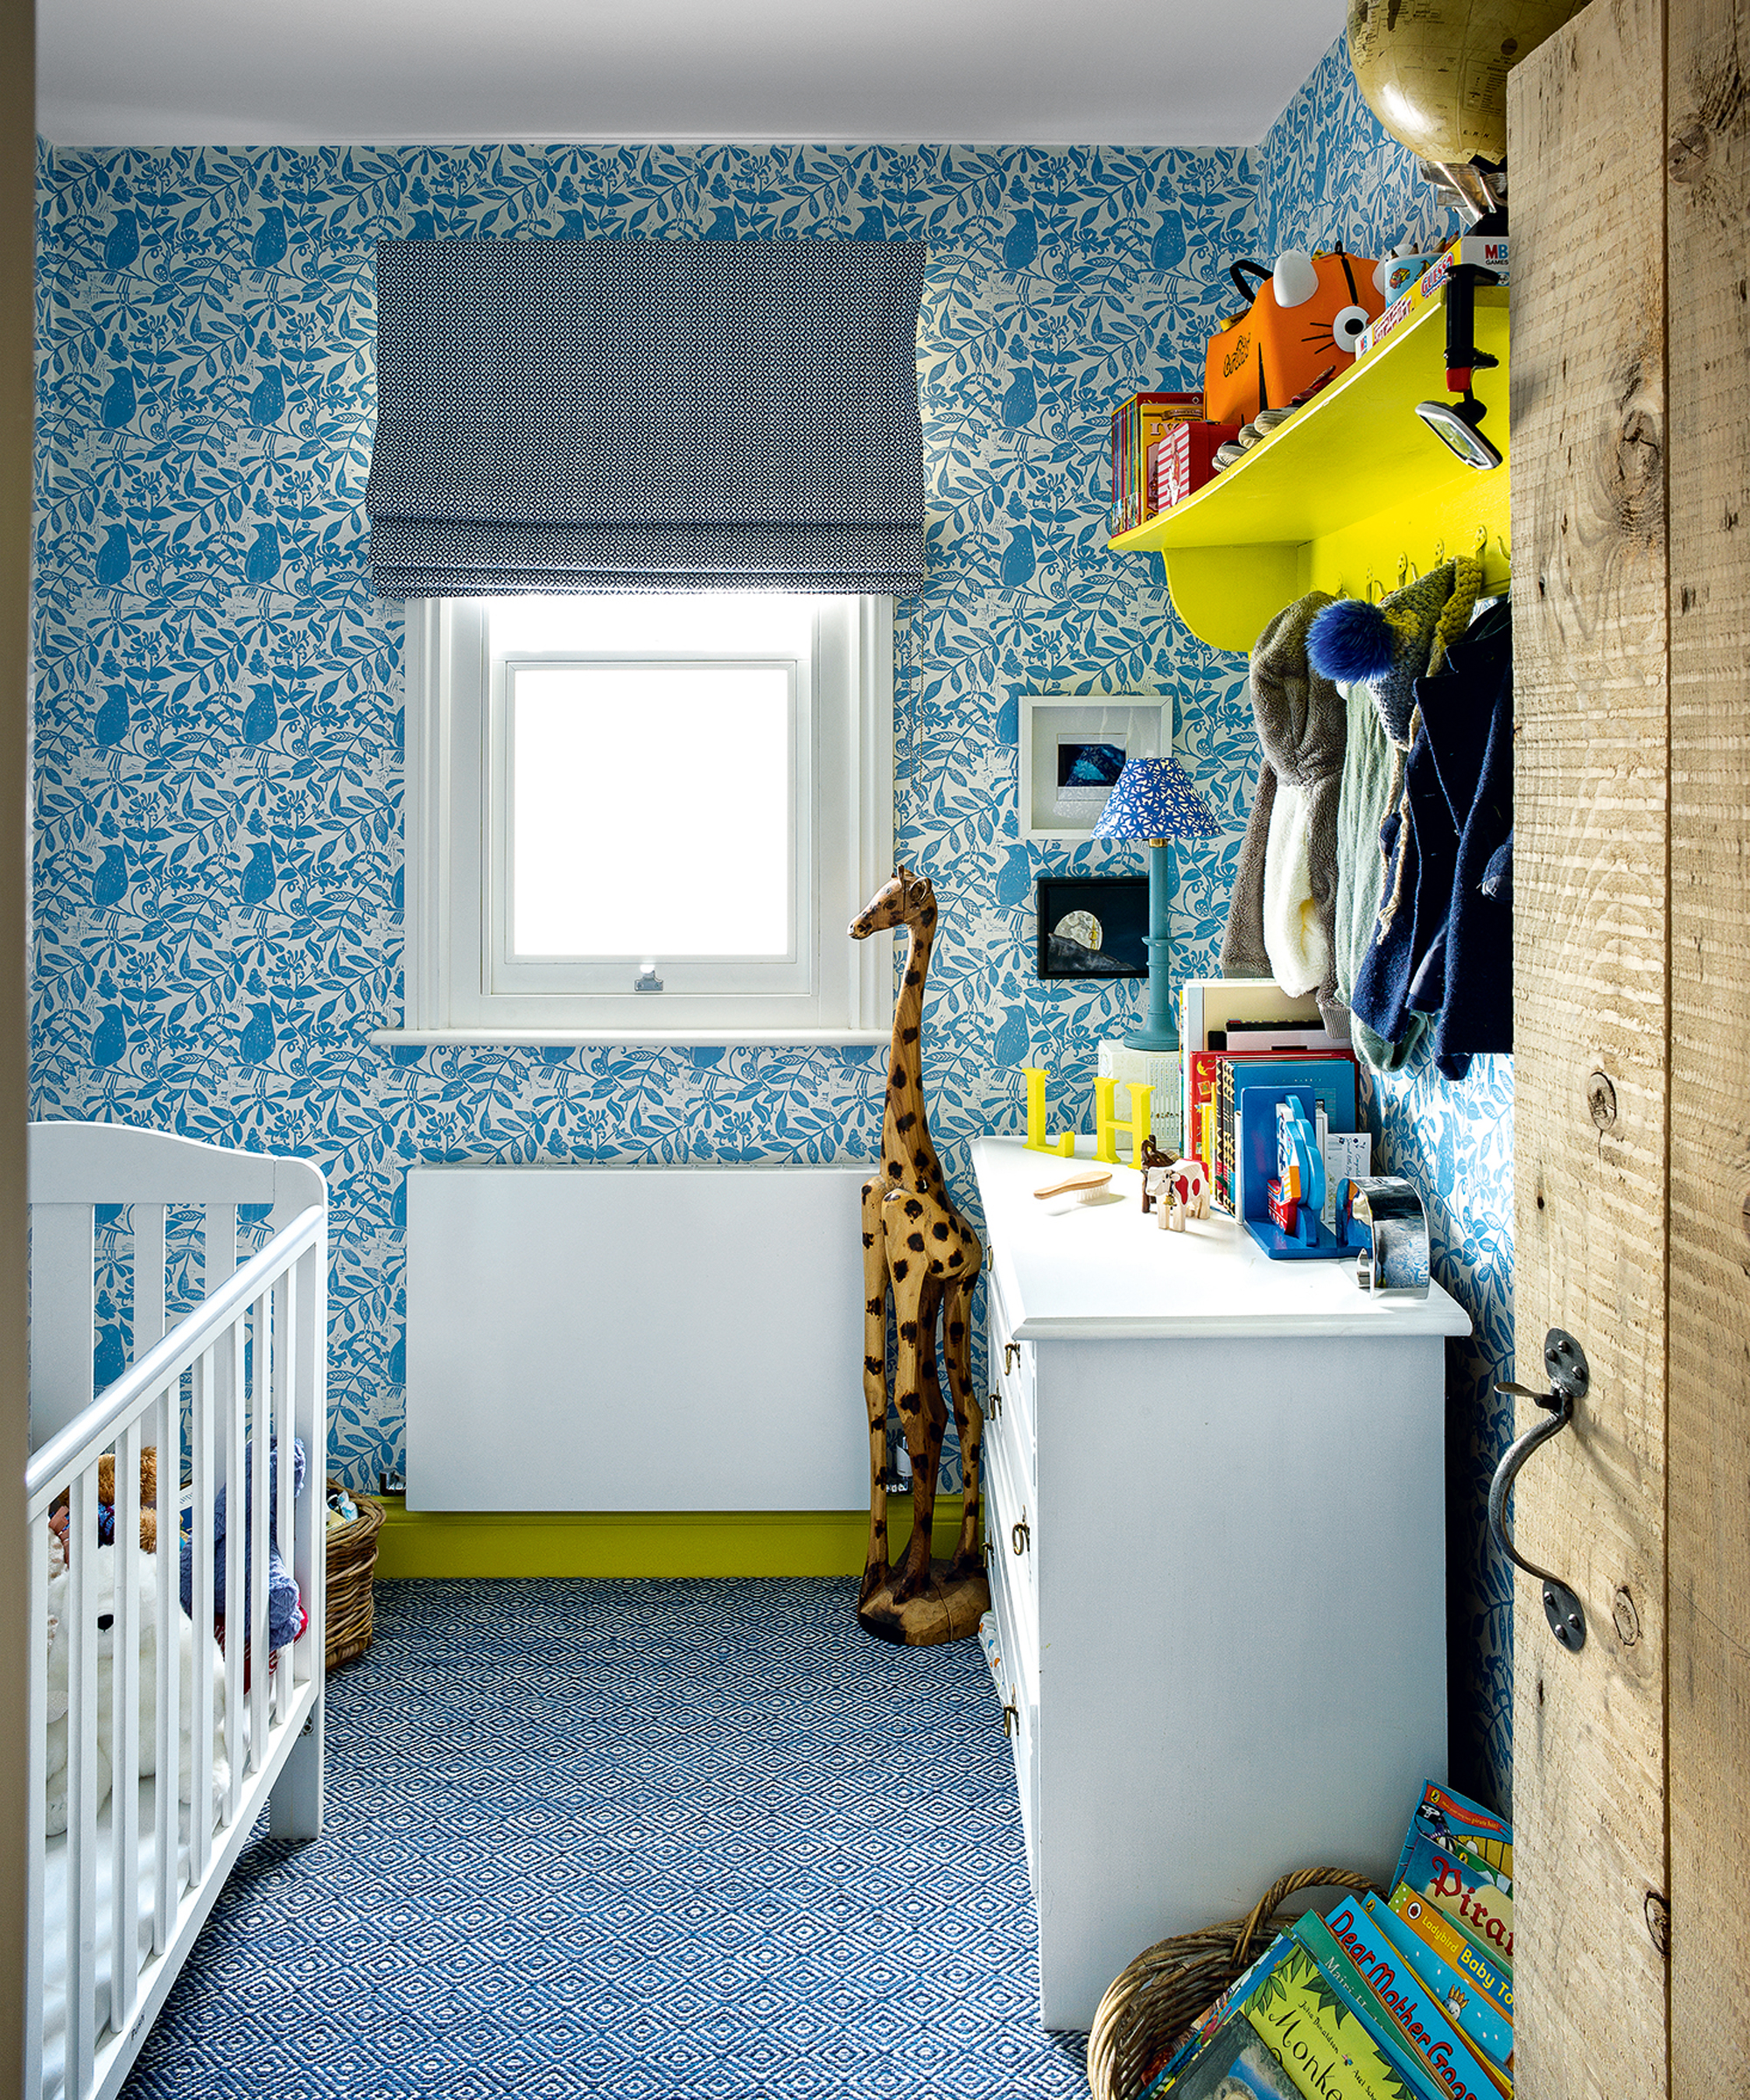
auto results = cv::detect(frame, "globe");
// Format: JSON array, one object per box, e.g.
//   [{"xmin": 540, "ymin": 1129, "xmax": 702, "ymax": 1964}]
[{"xmin": 1347, "ymin": 0, "xmax": 1588, "ymax": 165}]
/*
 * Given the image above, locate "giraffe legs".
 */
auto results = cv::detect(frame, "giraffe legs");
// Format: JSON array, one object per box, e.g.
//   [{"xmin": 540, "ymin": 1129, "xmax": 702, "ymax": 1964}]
[
  {"xmin": 858, "ymin": 1180, "xmax": 892, "ymax": 1607},
  {"xmin": 891, "ymin": 1259, "xmax": 948, "ymax": 1604},
  {"xmin": 941, "ymin": 1266, "xmax": 984, "ymax": 1578}
]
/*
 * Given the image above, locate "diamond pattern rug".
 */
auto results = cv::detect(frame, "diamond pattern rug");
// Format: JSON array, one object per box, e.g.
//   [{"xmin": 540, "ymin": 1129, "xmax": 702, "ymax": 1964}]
[{"xmin": 120, "ymin": 1578, "xmax": 1089, "ymax": 2098}]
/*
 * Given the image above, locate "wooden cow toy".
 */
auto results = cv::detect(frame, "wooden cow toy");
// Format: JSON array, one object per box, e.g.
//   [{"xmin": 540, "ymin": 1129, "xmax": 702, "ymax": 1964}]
[
  {"xmin": 1139, "ymin": 1138, "xmax": 1209, "ymax": 1232},
  {"xmin": 1163, "ymin": 1157, "xmax": 1210, "ymax": 1232}
]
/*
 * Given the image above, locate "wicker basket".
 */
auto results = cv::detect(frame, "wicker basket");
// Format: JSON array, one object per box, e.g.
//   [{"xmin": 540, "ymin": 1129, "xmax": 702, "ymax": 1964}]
[
  {"xmin": 1086, "ymin": 1867, "xmax": 1378, "ymax": 2100},
  {"xmin": 324, "ymin": 1481, "xmax": 386, "ymax": 1671}
]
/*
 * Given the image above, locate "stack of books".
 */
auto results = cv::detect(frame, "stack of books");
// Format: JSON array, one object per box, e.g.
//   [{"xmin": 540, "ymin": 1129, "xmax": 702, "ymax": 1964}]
[
  {"xmin": 1185, "ymin": 1034, "xmax": 1358, "ymax": 1214},
  {"xmin": 1109, "ymin": 391, "xmax": 1204, "ymax": 534},
  {"xmin": 1147, "ymin": 421, "xmax": 1240, "ymax": 514},
  {"xmin": 1134, "ymin": 1780, "xmax": 1515, "ymax": 2100}
]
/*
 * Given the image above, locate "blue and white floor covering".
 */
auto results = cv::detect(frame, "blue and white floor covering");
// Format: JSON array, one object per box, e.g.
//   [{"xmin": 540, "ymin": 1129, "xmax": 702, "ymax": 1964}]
[{"xmin": 120, "ymin": 1578, "xmax": 1089, "ymax": 2097}]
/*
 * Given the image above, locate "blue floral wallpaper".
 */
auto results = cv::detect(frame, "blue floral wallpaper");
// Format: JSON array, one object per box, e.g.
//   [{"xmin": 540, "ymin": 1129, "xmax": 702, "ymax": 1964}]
[
  {"xmin": 1257, "ymin": 40, "xmax": 1512, "ymax": 1813},
  {"xmin": 32, "ymin": 136, "xmax": 1259, "ymax": 1466},
  {"xmin": 33, "ymin": 35, "xmax": 1511, "ymax": 1808}
]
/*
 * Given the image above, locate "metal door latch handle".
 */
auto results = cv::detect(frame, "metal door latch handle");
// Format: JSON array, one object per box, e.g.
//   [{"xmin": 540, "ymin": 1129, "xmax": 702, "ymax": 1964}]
[
  {"xmin": 1491, "ymin": 1326, "xmax": 1589, "ymax": 1651},
  {"xmin": 988, "ymin": 1388, "xmax": 1002, "ymax": 1419},
  {"xmin": 1012, "ymin": 1511, "xmax": 1031, "ymax": 1556},
  {"xmin": 1003, "ymin": 1699, "xmax": 1018, "ymax": 1739},
  {"xmin": 1004, "ymin": 1341, "xmax": 1020, "ymax": 1375}
]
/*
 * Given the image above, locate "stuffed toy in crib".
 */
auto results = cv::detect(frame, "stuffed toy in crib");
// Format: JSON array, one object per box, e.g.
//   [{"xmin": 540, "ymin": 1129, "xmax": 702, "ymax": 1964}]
[
  {"xmin": 180, "ymin": 1436, "xmax": 307, "ymax": 1652},
  {"xmin": 44, "ymin": 1543, "xmax": 229, "ymax": 1837}
]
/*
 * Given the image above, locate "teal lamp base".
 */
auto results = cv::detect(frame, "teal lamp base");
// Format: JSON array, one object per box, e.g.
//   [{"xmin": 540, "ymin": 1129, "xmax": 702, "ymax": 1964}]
[{"xmin": 1124, "ymin": 839, "xmax": 1180, "ymax": 1053}]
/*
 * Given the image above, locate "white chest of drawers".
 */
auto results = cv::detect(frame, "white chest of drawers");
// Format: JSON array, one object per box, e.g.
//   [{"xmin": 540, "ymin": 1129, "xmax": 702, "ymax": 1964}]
[{"xmin": 970, "ymin": 1137, "xmax": 1472, "ymax": 2030}]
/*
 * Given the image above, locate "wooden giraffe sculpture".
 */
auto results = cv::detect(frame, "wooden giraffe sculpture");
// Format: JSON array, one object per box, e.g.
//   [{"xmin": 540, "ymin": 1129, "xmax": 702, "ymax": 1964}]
[{"xmin": 849, "ymin": 866, "xmax": 990, "ymax": 1646}]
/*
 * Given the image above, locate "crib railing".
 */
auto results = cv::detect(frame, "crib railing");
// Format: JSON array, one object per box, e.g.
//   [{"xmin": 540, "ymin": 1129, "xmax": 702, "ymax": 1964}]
[{"xmin": 24, "ymin": 1128, "xmax": 326, "ymax": 2100}]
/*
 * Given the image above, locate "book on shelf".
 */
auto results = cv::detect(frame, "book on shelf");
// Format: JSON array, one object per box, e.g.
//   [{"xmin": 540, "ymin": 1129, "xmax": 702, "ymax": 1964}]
[
  {"xmin": 1355, "ymin": 235, "xmax": 1509, "ymax": 362},
  {"xmin": 1110, "ymin": 391, "xmax": 1204, "ymax": 533},
  {"xmin": 1178, "ymin": 978, "xmax": 1328, "ymax": 1147},
  {"xmin": 1215, "ymin": 1053, "xmax": 1357, "ymax": 1214},
  {"xmin": 1151, "ymin": 1783, "xmax": 1516, "ymax": 2100}
]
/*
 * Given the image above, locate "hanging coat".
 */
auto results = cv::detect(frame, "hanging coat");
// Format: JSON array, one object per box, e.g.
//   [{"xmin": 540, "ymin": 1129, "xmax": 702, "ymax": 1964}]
[
  {"xmin": 1220, "ymin": 592, "xmax": 1349, "ymax": 1036},
  {"xmin": 1414, "ymin": 601, "xmax": 1514, "ymax": 1074},
  {"xmin": 1351, "ymin": 600, "xmax": 1513, "ymax": 1068}
]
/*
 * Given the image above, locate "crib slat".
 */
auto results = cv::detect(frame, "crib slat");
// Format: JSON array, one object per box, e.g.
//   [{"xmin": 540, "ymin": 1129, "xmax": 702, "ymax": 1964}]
[
  {"xmin": 190, "ymin": 1349, "xmax": 214, "ymax": 1886},
  {"xmin": 133, "ymin": 1202, "xmax": 167, "ymax": 1360},
  {"xmin": 30, "ymin": 1202, "xmax": 94, "ymax": 1452},
  {"xmin": 67, "ymin": 1469, "xmax": 98, "ymax": 2100},
  {"xmin": 25, "ymin": 1515, "xmax": 46, "ymax": 2100},
  {"xmin": 222, "ymin": 1310, "xmax": 245, "ymax": 1825},
  {"xmin": 249, "ymin": 1291, "xmax": 271, "ymax": 1767},
  {"xmin": 294, "ymin": 1242, "xmax": 325, "ymax": 1692},
  {"xmin": 153, "ymin": 1381, "xmax": 177, "ymax": 1957},
  {"xmin": 202, "ymin": 1203, "xmax": 236, "ymax": 1298},
  {"xmin": 111, "ymin": 1415, "xmax": 142, "ymax": 2037},
  {"xmin": 271, "ymin": 1269, "xmax": 293, "ymax": 1719}
]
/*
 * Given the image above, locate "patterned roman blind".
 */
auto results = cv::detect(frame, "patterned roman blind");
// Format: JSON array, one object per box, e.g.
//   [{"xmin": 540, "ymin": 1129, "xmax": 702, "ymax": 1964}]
[{"xmin": 366, "ymin": 238, "xmax": 928, "ymax": 598}]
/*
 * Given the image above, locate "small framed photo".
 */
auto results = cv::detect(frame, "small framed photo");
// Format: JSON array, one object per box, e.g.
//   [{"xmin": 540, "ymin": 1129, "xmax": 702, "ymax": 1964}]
[
  {"xmin": 1035, "ymin": 875, "xmax": 1149, "ymax": 980},
  {"xmin": 1018, "ymin": 695, "xmax": 1172, "ymax": 841}
]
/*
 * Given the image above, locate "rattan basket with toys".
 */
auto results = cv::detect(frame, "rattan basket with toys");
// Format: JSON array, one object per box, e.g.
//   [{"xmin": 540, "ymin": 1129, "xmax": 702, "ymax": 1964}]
[
  {"xmin": 324, "ymin": 1480, "xmax": 386, "ymax": 1671},
  {"xmin": 1085, "ymin": 1867, "xmax": 1378, "ymax": 2100}
]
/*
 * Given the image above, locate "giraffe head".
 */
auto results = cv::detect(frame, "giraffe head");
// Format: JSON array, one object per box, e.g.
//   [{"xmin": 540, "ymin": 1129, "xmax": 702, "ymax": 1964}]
[{"xmin": 849, "ymin": 864, "xmax": 935, "ymax": 940}]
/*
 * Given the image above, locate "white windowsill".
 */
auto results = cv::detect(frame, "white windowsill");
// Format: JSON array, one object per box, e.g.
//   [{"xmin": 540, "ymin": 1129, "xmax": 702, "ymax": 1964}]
[{"xmin": 368, "ymin": 1027, "xmax": 892, "ymax": 1049}]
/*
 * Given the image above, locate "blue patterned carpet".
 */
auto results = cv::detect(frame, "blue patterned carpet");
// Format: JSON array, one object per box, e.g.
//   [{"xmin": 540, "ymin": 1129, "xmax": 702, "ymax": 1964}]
[{"xmin": 120, "ymin": 1578, "xmax": 1088, "ymax": 2098}]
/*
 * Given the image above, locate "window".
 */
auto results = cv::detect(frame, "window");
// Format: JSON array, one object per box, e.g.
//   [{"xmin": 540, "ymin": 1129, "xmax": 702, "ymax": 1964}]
[{"xmin": 396, "ymin": 594, "xmax": 894, "ymax": 1040}]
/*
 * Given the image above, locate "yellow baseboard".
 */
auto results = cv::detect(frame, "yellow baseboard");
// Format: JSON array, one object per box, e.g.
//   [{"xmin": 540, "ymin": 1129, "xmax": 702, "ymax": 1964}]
[{"xmin": 371, "ymin": 1495, "xmax": 968, "ymax": 1578}]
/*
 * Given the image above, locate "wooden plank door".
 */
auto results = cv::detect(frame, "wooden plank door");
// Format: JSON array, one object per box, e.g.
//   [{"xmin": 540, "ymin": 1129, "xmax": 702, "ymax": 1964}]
[
  {"xmin": 1509, "ymin": 0, "xmax": 1750, "ymax": 2089},
  {"xmin": 1665, "ymin": 0, "xmax": 1750, "ymax": 2082}
]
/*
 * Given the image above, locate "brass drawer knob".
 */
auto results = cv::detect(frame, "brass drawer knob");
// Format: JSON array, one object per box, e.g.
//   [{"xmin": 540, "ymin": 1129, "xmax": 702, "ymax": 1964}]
[
  {"xmin": 1012, "ymin": 1511, "xmax": 1031, "ymax": 1556},
  {"xmin": 1004, "ymin": 1341, "xmax": 1020, "ymax": 1375},
  {"xmin": 988, "ymin": 1388, "xmax": 1002, "ymax": 1418}
]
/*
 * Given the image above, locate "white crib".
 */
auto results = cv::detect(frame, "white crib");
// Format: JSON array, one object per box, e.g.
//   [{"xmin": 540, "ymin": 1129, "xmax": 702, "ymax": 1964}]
[{"xmin": 25, "ymin": 1120, "xmax": 328, "ymax": 2100}]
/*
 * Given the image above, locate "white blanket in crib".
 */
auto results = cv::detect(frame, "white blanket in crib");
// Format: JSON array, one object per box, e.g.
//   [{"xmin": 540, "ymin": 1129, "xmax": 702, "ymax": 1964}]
[{"xmin": 40, "ymin": 1779, "xmax": 193, "ymax": 2100}]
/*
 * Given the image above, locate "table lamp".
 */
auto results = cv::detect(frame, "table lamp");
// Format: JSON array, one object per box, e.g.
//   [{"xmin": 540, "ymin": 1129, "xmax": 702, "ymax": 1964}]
[{"xmin": 1092, "ymin": 755, "xmax": 1221, "ymax": 1053}]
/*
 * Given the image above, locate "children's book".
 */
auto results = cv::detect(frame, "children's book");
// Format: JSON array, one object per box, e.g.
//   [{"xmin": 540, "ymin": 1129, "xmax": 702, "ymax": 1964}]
[
  {"xmin": 1164, "ymin": 2008, "xmax": 1302, "ymax": 2100},
  {"xmin": 1363, "ymin": 1894, "xmax": 1513, "ymax": 2079},
  {"xmin": 1312, "ymin": 1898, "xmax": 1506, "ymax": 2100},
  {"xmin": 1178, "ymin": 979, "xmax": 1325, "ymax": 1142},
  {"xmin": 1245, "ymin": 1942, "xmax": 1424, "ymax": 2100},
  {"xmin": 1217, "ymin": 1055, "xmax": 1357, "ymax": 1213},
  {"xmin": 1141, "ymin": 1933, "xmax": 1298, "ymax": 2096},
  {"xmin": 1399, "ymin": 1832, "xmax": 1514, "ymax": 1967},
  {"xmin": 1290, "ymin": 1915, "xmax": 1445, "ymax": 2100},
  {"xmin": 1389, "ymin": 1886, "xmax": 1513, "ymax": 2024},
  {"xmin": 1393, "ymin": 1782, "xmax": 1513, "ymax": 1886}
]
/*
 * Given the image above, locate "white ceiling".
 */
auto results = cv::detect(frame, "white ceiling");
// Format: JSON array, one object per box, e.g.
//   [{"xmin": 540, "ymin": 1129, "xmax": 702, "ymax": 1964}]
[{"xmin": 38, "ymin": 0, "xmax": 1348, "ymax": 150}]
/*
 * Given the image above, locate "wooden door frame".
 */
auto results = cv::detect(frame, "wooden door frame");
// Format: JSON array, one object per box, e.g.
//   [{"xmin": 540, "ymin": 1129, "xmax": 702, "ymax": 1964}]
[{"xmin": 1510, "ymin": 0, "xmax": 1749, "ymax": 2088}]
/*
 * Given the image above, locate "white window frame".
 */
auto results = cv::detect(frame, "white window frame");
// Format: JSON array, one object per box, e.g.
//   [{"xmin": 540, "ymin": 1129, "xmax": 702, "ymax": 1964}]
[{"xmin": 382, "ymin": 595, "xmax": 895, "ymax": 1046}]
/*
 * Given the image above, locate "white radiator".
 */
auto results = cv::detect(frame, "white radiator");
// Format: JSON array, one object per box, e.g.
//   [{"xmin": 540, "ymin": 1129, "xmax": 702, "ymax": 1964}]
[{"xmin": 404, "ymin": 1164, "xmax": 877, "ymax": 1511}]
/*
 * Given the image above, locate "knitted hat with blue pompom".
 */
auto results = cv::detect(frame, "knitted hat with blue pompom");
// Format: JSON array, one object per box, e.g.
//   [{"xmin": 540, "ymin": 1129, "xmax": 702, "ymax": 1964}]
[{"xmin": 1306, "ymin": 557, "xmax": 1480, "ymax": 746}]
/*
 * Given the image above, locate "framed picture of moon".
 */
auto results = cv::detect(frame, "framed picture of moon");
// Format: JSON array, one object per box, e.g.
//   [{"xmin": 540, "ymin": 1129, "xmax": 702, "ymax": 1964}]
[{"xmin": 1034, "ymin": 876, "xmax": 1149, "ymax": 979}]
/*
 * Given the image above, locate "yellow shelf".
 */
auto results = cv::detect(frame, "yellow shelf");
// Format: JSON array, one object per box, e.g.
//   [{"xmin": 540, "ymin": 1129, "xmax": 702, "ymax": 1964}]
[{"xmin": 1109, "ymin": 287, "xmax": 1510, "ymax": 654}]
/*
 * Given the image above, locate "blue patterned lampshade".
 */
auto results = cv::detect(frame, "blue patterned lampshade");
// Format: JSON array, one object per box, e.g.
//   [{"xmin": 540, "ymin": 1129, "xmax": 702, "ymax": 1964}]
[
  {"xmin": 1091, "ymin": 756, "xmax": 1222, "ymax": 844},
  {"xmin": 1092, "ymin": 756, "xmax": 1221, "ymax": 1054}
]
